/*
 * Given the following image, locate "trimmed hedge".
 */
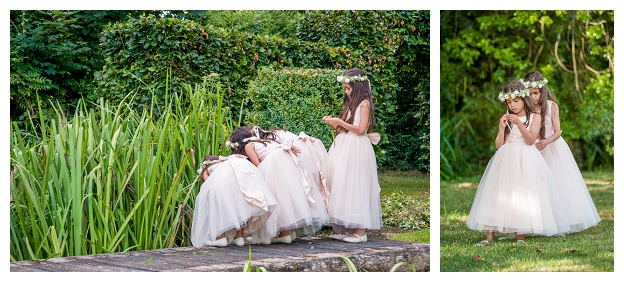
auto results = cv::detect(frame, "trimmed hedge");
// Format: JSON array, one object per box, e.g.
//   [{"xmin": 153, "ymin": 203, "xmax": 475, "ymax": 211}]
[
  {"xmin": 244, "ymin": 67, "xmax": 346, "ymax": 150},
  {"xmin": 94, "ymin": 11, "xmax": 429, "ymax": 171}
]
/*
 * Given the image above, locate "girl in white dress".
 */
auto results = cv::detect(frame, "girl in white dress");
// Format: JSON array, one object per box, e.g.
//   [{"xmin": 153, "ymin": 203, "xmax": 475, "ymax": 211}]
[
  {"xmin": 247, "ymin": 125, "xmax": 331, "ymax": 211},
  {"xmin": 523, "ymin": 71, "xmax": 601, "ymax": 233},
  {"xmin": 191, "ymin": 154, "xmax": 279, "ymax": 247},
  {"xmin": 322, "ymin": 68, "xmax": 382, "ymax": 243},
  {"xmin": 467, "ymin": 78, "xmax": 572, "ymax": 246},
  {"xmin": 228, "ymin": 127, "xmax": 328, "ymax": 244}
]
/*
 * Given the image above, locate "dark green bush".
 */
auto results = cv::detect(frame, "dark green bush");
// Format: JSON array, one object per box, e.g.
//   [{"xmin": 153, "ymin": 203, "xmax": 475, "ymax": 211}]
[{"xmin": 244, "ymin": 67, "xmax": 346, "ymax": 149}]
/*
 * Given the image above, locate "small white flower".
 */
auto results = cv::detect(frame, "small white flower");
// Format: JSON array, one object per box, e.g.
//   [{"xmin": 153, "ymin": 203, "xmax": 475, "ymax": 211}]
[
  {"xmin": 531, "ymin": 81, "xmax": 537, "ymax": 88},
  {"xmin": 538, "ymin": 83, "xmax": 543, "ymax": 88},
  {"xmin": 513, "ymin": 90, "xmax": 519, "ymax": 95},
  {"xmin": 511, "ymin": 93, "xmax": 516, "ymax": 99},
  {"xmin": 344, "ymin": 78, "xmax": 350, "ymax": 83},
  {"xmin": 337, "ymin": 76, "xmax": 344, "ymax": 82},
  {"xmin": 504, "ymin": 94, "xmax": 510, "ymax": 100}
]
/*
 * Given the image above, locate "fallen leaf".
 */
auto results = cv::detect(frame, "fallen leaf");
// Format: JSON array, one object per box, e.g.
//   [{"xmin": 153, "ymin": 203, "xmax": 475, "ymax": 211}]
[
  {"xmin": 509, "ymin": 247, "xmax": 517, "ymax": 252},
  {"xmin": 473, "ymin": 255, "xmax": 484, "ymax": 262},
  {"xmin": 570, "ymin": 249, "xmax": 577, "ymax": 253},
  {"xmin": 184, "ymin": 255, "xmax": 190, "ymax": 258},
  {"xmin": 533, "ymin": 247, "xmax": 542, "ymax": 254}
]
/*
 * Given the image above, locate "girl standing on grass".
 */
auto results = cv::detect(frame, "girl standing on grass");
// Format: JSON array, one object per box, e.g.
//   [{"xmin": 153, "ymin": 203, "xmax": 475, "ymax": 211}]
[
  {"xmin": 191, "ymin": 154, "xmax": 279, "ymax": 247},
  {"xmin": 322, "ymin": 68, "xmax": 382, "ymax": 243},
  {"xmin": 523, "ymin": 70, "xmax": 601, "ymax": 233},
  {"xmin": 466, "ymin": 78, "xmax": 571, "ymax": 246},
  {"xmin": 228, "ymin": 127, "xmax": 328, "ymax": 244}
]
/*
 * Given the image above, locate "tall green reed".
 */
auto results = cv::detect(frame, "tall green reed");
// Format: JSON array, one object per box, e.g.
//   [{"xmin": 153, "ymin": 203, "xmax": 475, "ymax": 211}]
[{"xmin": 10, "ymin": 76, "xmax": 236, "ymax": 261}]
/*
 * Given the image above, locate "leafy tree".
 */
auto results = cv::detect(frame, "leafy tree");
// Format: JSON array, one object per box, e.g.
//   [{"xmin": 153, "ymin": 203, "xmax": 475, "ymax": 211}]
[{"xmin": 440, "ymin": 10, "xmax": 613, "ymax": 180}]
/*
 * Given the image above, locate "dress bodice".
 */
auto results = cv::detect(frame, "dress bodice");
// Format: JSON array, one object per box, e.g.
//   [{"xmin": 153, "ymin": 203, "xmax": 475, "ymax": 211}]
[
  {"xmin": 504, "ymin": 113, "xmax": 534, "ymax": 145},
  {"xmin": 346, "ymin": 101, "xmax": 367, "ymax": 127},
  {"xmin": 253, "ymin": 140, "xmax": 282, "ymax": 161},
  {"xmin": 274, "ymin": 130, "xmax": 298, "ymax": 144}
]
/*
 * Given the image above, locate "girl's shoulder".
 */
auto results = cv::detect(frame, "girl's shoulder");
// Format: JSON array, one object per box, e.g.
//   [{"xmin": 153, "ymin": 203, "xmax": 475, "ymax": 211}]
[{"xmin": 358, "ymin": 99, "xmax": 371, "ymax": 108}]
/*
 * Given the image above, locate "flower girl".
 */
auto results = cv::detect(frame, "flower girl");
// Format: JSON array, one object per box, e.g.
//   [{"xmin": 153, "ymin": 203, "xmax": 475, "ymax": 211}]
[
  {"xmin": 523, "ymin": 70, "xmax": 600, "ymax": 233},
  {"xmin": 466, "ymin": 78, "xmax": 571, "ymax": 245},
  {"xmin": 191, "ymin": 154, "xmax": 279, "ymax": 247}
]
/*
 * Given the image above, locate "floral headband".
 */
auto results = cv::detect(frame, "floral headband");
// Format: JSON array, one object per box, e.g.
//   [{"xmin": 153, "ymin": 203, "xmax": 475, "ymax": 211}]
[
  {"xmin": 196, "ymin": 158, "xmax": 223, "ymax": 175},
  {"xmin": 520, "ymin": 78, "xmax": 548, "ymax": 89},
  {"xmin": 225, "ymin": 141, "xmax": 239, "ymax": 149},
  {"xmin": 497, "ymin": 88, "xmax": 530, "ymax": 102},
  {"xmin": 337, "ymin": 75, "xmax": 368, "ymax": 83}
]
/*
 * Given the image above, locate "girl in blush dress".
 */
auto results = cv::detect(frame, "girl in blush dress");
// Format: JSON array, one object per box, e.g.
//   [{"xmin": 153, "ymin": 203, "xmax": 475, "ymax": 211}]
[
  {"xmin": 322, "ymin": 68, "xmax": 382, "ymax": 243},
  {"xmin": 523, "ymin": 70, "xmax": 600, "ymax": 233},
  {"xmin": 191, "ymin": 154, "xmax": 278, "ymax": 247}
]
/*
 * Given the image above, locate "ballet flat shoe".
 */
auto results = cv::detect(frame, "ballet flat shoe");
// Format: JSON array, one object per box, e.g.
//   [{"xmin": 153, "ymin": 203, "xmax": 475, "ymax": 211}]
[
  {"xmin": 272, "ymin": 235, "xmax": 292, "ymax": 244},
  {"xmin": 204, "ymin": 238, "xmax": 228, "ymax": 247},
  {"xmin": 245, "ymin": 236, "xmax": 271, "ymax": 245},
  {"xmin": 343, "ymin": 234, "xmax": 367, "ymax": 243},
  {"xmin": 329, "ymin": 233, "xmax": 350, "ymax": 240},
  {"xmin": 231, "ymin": 237, "xmax": 245, "ymax": 246}
]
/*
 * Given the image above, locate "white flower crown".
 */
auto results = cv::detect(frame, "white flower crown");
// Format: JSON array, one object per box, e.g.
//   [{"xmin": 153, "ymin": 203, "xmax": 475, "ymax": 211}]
[
  {"xmin": 520, "ymin": 78, "xmax": 548, "ymax": 89},
  {"xmin": 196, "ymin": 159, "xmax": 222, "ymax": 175},
  {"xmin": 337, "ymin": 75, "xmax": 368, "ymax": 83},
  {"xmin": 225, "ymin": 141, "xmax": 239, "ymax": 149},
  {"xmin": 497, "ymin": 88, "xmax": 530, "ymax": 102}
]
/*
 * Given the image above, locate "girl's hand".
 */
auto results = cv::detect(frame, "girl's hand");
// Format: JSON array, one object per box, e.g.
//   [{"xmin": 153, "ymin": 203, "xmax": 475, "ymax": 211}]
[
  {"xmin": 323, "ymin": 117, "xmax": 341, "ymax": 127},
  {"xmin": 499, "ymin": 115, "xmax": 508, "ymax": 129},
  {"xmin": 505, "ymin": 114, "xmax": 521, "ymax": 125},
  {"xmin": 291, "ymin": 145, "xmax": 301, "ymax": 154},
  {"xmin": 535, "ymin": 139, "xmax": 549, "ymax": 151},
  {"xmin": 322, "ymin": 115, "xmax": 332, "ymax": 121}
]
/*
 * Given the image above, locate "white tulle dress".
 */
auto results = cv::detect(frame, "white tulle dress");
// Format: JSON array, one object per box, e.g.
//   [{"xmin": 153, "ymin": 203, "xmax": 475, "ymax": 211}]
[
  {"xmin": 326, "ymin": 101, "xmax": 382, "ymax": 230},
  {"xmin": 273, "ymin": 130, "xmax": 331, "ymax": 210},
  {"xmin": 466, "ymin": 113, "xmax": 572, "ymax": 236},
  {"xmin": 251, "ymin": 138, "xmax": 328, "ymax": 239},
  {"xmin": 540, "ymin": 100, "xmax": 600, "ymax": 232},
  {"xmin": 191, "ymin": 155, "xmax": 279, "ymax": 247}
]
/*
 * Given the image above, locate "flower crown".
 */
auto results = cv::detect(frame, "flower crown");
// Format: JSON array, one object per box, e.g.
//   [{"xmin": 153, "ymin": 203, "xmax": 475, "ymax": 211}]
[
  {"xmin": 196, "ymin": 158, "xmax": 222, "ymax": 175},
  {"xmin": 225, "ymin": 141, "xmax": 239, "ymax": 149},
  {"xmin": 337, "ymin": 75, "xmax": 368, "ymax": 83},
  {"xmin": 520, "ymin": 78, "xmax": 548, "ymax": 89},
  {"xmin": 497, "ymin": 88, "xmax": 530, "ymax": 102}
]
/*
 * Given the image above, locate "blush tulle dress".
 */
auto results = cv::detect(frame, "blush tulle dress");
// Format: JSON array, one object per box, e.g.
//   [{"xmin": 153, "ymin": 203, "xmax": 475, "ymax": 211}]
[
  {"xmin": 539, "ymin": 100, "xmax": 601, "ymax": 232},
  {"xmin": 466, "ymin": 113, "xmax": 572, "ymax": 236}
]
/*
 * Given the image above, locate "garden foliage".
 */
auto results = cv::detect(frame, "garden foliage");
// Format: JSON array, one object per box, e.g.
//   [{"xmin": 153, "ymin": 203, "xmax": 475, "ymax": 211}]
[{"xmin": 440, "ymin": 10, "xmax": 614, "ymax": 180}]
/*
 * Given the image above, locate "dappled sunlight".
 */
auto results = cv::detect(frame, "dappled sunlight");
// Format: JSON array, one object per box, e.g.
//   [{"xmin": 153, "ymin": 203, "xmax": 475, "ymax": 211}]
[
  {"xmin": 585, "ymin": 179, "xmax": 613, "ymax": 186},
  {"xmin": 455, "ymin": 182, "xmax": 473, "ymax": 188}
]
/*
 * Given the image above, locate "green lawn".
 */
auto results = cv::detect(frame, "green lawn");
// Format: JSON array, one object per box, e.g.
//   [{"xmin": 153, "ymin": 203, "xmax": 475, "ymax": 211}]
[
  {"xmin": 379, "ymin": 170, "xmax": 430, "ymax": 244},
  {"xmin": 440, "ymin": 171, "xmax": 614, "ymax": 271}
]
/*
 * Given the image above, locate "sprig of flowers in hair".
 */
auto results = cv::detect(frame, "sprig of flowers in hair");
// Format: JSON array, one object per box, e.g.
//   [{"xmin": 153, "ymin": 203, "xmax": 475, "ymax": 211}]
[
  {"xmin": 196, "ymin": 158, "xmax": 222, "ymax": 175},
  {"xmin": 497, "ymin": 88, "xmax": 530, "ymax": 102},
  {"xmin": 225, "ymin": 141, "xmax": 239, "ymax": 149},
  {"xmin": 520, "ymin": 78, "xmax": 548, "ymax": 89},
  {"xmin": 337, "ymin": 75, "xmax": 368, "ymax": 83}
]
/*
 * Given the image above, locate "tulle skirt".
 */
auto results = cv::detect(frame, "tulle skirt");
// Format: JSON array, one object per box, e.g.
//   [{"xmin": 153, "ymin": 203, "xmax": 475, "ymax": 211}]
[
  {"xmin": 190, "ymin": 158, "xmax": 278, "ymax": 247},
  {"xmin": 327, "ymin": 132, "xmax": 382, "ymax": 230},
  {"xmin": 541, "ymin": 137, "xmax": 601, "ymax": 232},
  {"xmin": 257, "ymin": 149, "xmax": 327, "ymax": 238},
  {"xmin": 466, "ymin": 142, "xmax": 572, "ymax": 236}
]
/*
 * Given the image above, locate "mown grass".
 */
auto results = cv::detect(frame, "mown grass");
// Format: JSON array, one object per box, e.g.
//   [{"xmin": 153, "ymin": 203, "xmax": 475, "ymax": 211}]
[
  {"xmin": 440, "ymin": 171, "xmax": 614, "ymax": 272},
  {"xmin": 379, "ymin": 170, "xmax": 430, "ymax": 244}
]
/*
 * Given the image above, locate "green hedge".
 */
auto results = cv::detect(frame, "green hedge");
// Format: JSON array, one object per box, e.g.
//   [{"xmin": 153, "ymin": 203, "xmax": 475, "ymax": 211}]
[
  {"xmin": 244, "ymin": 67, "xmax": 347, "ymax": 149},
  {"xmin": 94, "ymin": 12, "xmax": 429, "ymax": 171}
]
